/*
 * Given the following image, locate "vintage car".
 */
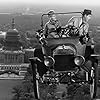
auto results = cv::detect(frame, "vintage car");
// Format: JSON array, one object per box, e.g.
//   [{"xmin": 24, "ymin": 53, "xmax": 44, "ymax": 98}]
[{"xmin": 29, "ymin": 12, "xmax": 99, "ymax": 100}]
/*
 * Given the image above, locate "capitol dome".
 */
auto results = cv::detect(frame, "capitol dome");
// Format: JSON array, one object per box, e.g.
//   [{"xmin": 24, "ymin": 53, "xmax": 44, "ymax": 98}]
[
  {"xmin": 5, "ymin": 28, "xmax": 20, "ymax": 42},
  {"xmin": 3, "ymin": 18, "xmax": 22, "ymax": 50},
  {"xmin": 7, "ymin": 28, "xmax": 19, "ymax": 36}
]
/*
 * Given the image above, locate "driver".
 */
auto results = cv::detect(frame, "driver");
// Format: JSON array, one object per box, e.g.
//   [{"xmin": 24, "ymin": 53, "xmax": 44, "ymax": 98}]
[
  {"xmin": 65, "ymin": 9, "xmax": 94, "ymax": 78},
  {"xmin": 65, "ymin": 9, "xmax": 92, "ymax": 44},
  {"xmin": 43, "ymin": 10, "xmax": 61, "ymax": 38}
]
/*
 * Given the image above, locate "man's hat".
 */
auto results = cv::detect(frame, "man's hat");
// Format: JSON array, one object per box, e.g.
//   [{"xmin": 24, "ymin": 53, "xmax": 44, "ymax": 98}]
[
  {"xmin": 83, "ymin": 9, "xmax": 92, "ymax": 15},
  {"xmin": 48, "ymin": 10, "xmax": 55, "ymax": 17}
]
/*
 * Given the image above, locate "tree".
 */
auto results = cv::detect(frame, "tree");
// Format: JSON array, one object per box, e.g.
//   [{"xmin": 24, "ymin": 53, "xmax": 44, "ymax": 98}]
[
  {"xmin": 12, "ymin": 65, "xmax": 35, "ymax": 100},
  {"xmin": 19, "ymin": 31, "xmax": 31, "ymax": 48},
  {"xmin": 12, "ymin": 85, "xmax": 24, "ymax": 100}
]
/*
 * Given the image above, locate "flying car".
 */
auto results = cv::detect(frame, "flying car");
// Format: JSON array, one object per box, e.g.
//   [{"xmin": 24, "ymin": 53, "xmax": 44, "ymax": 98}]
[{"xmin": 29, "ymin": 11, "xmax": 99, "ymax": 100}]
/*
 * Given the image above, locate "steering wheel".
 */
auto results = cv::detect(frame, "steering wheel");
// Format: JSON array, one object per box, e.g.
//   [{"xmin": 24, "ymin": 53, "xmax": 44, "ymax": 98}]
[{"xmin": 61, "ymin": 25, "xmax": 79, "ymax": 37}]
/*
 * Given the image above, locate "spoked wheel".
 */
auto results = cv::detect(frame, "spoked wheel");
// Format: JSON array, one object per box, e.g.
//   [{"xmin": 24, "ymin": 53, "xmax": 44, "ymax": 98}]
[
  {"xmin": 29, "ymin": 58, "xmax": 40, "ymax": 100},
  {"xmin": 90, "ymin": 62, "xmax": 97, "ymax": 99},
  {"xmin": 33, "ymin": 71, "xmax": 40, "ymax": 100}
]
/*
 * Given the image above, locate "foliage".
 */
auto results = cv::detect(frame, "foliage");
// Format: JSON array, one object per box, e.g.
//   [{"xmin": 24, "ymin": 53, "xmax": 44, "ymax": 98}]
[
  {"xmin": 12, "ymin": 62, "xmax": 91, "ymax": 100},
  {"xmin": 12, "ymin": 63, "xmax": 58, "ymax": 100},
  {"xmin": 12, "ymin": 65, "xmax": 34, "ymax": 100},
  {"xmin": 67, "ymin": 83, "xmax": 90, "ymax": 100},
  {"xmin": 12, "ymin": 85, "xmax": 24, "ymax": 100}
]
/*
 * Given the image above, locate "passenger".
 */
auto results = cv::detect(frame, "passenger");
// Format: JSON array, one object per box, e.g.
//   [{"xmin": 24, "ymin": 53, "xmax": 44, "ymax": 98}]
[
  {"xmin": 44, "ymin": 10, "xmax": 61, "ymax": 38},
  {"xmin": 65, "ymin": 9, "xmax": 92, "ymax": 44}
]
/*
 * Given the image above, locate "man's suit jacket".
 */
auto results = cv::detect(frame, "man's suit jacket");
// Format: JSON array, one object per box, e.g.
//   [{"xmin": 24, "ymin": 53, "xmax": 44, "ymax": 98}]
[{"xmin": 67, "ymin": 16, "xmax": 89, "ymax": 36}]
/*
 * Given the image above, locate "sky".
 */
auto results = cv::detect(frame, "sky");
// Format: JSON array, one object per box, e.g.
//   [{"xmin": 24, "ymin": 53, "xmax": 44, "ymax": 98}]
[
  {"xmin": 0, "ymin": 0, "xmax": 100, "ymax": 6},
  {"xmin": 0, "ymin": 0, "xmax": 99, "ymax": 18}
]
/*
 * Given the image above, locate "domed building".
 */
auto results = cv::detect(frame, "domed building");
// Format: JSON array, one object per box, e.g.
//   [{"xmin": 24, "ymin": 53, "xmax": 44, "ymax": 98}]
[
  {"xmin": 0, "ymin": 18, "xmax": 34, "ymax": 79},
  {"xmin": 4, "ymin": 29, "xmax": 22, "ymax": 50}
]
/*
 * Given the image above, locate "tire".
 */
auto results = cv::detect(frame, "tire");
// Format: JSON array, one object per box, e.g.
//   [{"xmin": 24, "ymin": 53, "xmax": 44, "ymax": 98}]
[
  {"xmin": 90, "ymin": 62, "xmax": 97, "ymax": 99},
  {"xmin": 33, "ymin": 64, "xmax": 40, "ymax": 100},
  {"xmin": 29, "ymin": 58, "xmax": 40, "ymax": 100}
]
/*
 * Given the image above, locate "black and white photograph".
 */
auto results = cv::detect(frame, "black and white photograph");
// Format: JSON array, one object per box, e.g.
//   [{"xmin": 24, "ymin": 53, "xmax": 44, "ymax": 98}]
[{"xmin": 0, "ymin": 0, "xmax": 100, "ymax": 100}]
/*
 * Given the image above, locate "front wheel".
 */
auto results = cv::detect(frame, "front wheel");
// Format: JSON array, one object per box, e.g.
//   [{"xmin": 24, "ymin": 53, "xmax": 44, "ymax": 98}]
[
  {"xmin": 33, "ymin": 69, "xmax": 40, "ymax": 100},
  {"xmin": 90, "ymin": 62, "xmax": 98, "ymax": 99},
  {"xmin": 29, "ymin": 58, "xmax": 40, "ymax": 100}
]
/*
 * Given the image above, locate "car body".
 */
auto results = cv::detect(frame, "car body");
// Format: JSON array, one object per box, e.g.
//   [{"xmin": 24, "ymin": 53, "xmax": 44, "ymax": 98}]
[{"xmin": 29, "ymin": 12, "xmax": 99, "ymax": 100}]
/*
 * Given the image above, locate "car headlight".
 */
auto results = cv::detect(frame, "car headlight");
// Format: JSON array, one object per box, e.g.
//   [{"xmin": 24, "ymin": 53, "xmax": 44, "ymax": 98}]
[
  {"xmin": 44, "ymin": 56, "xmax": 55, "ymax": 67},
  {"xmin": 74, "ymin": 55, "xmax": 85, "ymax": 66}
]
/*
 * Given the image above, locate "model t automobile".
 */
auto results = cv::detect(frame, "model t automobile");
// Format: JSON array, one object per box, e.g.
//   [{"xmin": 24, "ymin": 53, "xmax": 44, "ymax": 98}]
[{"xmin": 29, "ymin": 12, "xmax": 99, "ymax": 100}]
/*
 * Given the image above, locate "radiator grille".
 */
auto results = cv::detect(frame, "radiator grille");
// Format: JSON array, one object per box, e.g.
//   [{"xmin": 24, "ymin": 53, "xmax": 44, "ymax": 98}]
[{"xmin": 54, "ymin": 55, "xmax": 76, "ymax": 71}]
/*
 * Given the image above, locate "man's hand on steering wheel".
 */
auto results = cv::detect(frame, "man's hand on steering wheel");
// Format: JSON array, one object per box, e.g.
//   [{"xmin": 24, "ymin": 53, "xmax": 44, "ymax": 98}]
[{"xmin": 64, "ymin": 25, "xmax": 79, "ymax": 36}]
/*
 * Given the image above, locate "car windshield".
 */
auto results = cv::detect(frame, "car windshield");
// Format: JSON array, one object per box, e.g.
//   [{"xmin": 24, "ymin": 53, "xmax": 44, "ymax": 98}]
[{"xmin": 41, "ymin": 12, "xmax": 82, "ymax": 38}]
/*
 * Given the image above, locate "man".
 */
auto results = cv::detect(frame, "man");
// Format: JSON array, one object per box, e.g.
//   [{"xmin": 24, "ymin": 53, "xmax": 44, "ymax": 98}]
[
  {"xmin": 66, "ymin": 9, "xmax": 92, "ymax": 44},
  {"xmin": 64, "ymin": 9, "xmax": 93, "ymax": 78},
  {"xmin": 44, "ymin": 10, "xmax": 61, "ymax": 38}
]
